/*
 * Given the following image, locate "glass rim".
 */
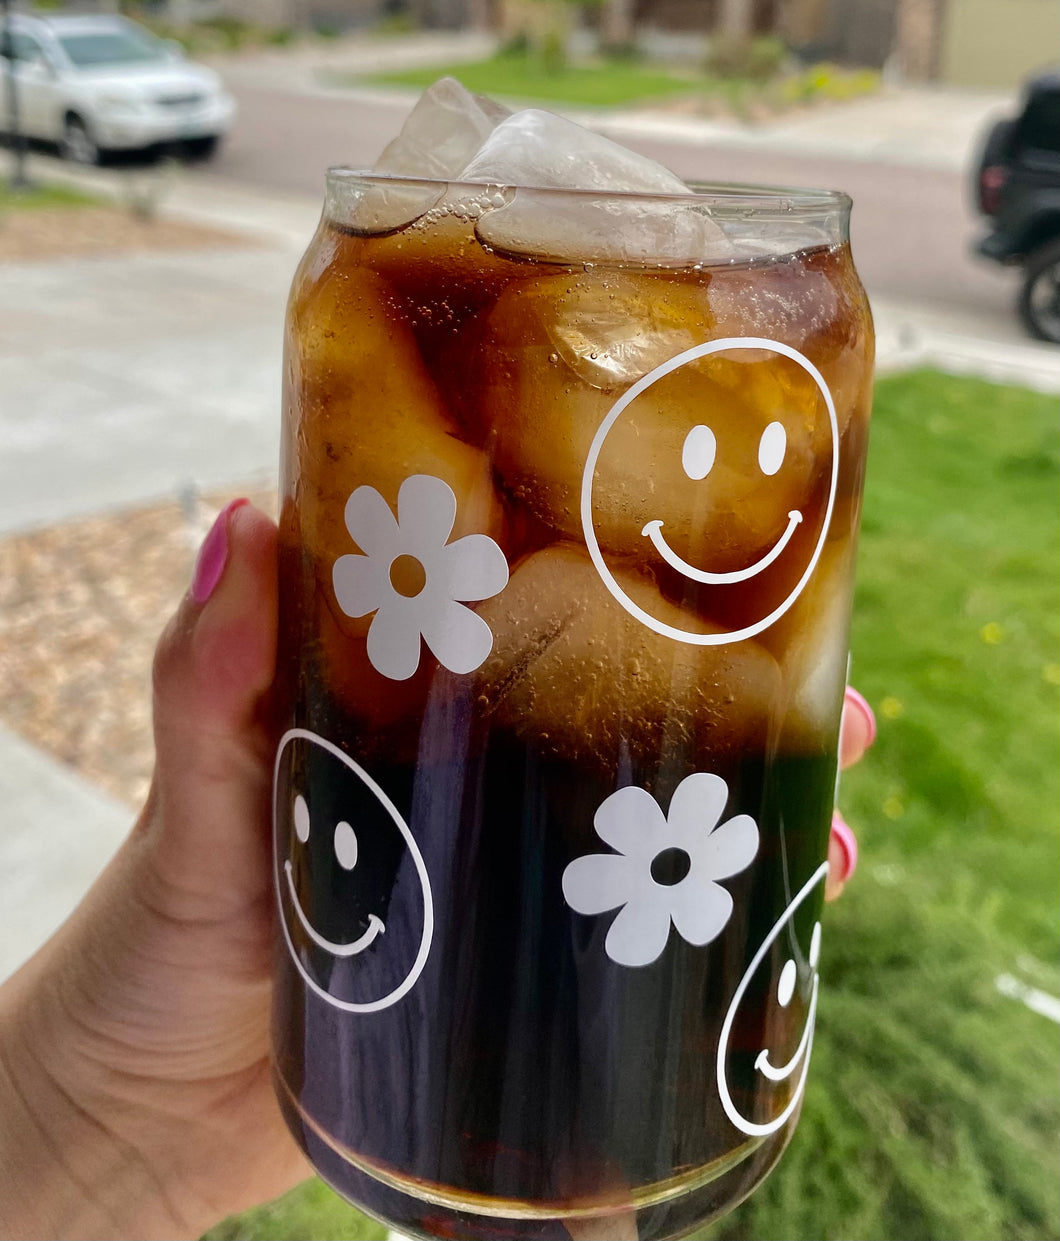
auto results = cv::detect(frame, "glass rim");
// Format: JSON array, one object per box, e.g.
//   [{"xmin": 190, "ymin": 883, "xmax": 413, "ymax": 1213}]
[{"xmin": 324, "ymin": 167, "xmax": 852, "ymax": 216}]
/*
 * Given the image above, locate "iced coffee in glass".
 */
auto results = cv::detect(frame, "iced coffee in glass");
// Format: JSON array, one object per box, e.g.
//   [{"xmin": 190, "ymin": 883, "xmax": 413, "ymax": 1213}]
[{"xmin": 271, "ymin": 81, "xmax": 874, "ymax": 1240}]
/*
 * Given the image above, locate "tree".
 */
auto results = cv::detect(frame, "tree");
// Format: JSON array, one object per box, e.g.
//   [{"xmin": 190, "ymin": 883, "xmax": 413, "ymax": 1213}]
[
  {"xmin": 712, "ymin": 0, "xmax": 755, "ymax": 71},
  {"xmin": 892, "ymin": 0, "xmax": 943, "ymax": 82},
  {"xmin": 600, "ymin": 0, "xmax": 636, "ymax": 53}
]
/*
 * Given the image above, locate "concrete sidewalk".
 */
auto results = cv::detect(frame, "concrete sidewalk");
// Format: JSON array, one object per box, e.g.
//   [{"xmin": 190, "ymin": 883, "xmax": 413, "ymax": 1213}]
[
  {"xmin": 0, "ymin": 724, "xmax": 130, "ymax": 982},
  {"xmin": 0, "ymin": 239, "xmax": 295, "ymax": 534},
  {"xmin": 594, "ymin": 86, "xmax": 1013, "ymax": 175}
]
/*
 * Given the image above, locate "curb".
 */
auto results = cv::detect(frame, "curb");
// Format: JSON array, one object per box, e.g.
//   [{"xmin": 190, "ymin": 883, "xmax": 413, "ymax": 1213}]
[
  {"xmin": 872, "ymin": 298, "xmax": 1060, "ymax": 392},
  {"xmin": 19, "ymin": 151, "xmax": 320, "ymax": 253}
]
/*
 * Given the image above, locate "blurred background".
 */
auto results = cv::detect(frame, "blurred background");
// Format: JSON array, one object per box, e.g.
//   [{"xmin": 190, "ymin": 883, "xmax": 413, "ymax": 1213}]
[{"xmin": 0, "ymin": 1, "xmax": 1057, "ymax": 1239}]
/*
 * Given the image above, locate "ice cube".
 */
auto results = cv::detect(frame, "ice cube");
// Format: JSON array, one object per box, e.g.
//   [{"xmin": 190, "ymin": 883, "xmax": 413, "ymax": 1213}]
[
  {"xmin": 758, "ymin": 534, "xmax": 855, "ymax": 754},
  {"xmin": 474, "ymin": 269, "xmax": 826, "ymax": 574},
  {"xmin": 460, "ymin": 109, "xmax": 732, "ymax": 264},
  {"xmin": 520, "ymin": 268, "xmax": 706, "ymax": 389},
  {"xmin": 286, "ymin": 263, "xmax": 505, "ymax": 722},
  {"xmin": 472, "ymin": 543, "xmax": 780, "ymax": 772},
  {"xmin": 376, "ymin": 77, "xmax": 511, "ymax": 179},
  {"xmin": 351, "ymin": 78, "xmax": 511, "ymax": 235},
  {"xmin": 706, "ymin": 248, "xmax": 874, "ymax": 438},
  {"xmin": 461, "ymin": 108, "xmax": 689, "ymax": 195},
  {"xmin": 313, "ymin": 584, "xmax": 438, "ymax": 740},
  {"xmin": 289, "ymin": 263, "xmax": 503, "ymax": 558}
]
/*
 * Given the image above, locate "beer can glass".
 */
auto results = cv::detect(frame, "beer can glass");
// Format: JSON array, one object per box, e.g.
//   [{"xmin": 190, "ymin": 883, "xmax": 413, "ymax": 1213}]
[{"xmin": 272, "ymin": 170, "xmax": 874, "ymax": 1240}]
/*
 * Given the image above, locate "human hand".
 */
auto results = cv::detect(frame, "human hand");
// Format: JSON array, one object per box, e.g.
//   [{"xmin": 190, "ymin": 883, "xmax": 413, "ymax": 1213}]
[{"xmin": 0, "ymin": 500, "xmax": 306, "ymax": 1240}]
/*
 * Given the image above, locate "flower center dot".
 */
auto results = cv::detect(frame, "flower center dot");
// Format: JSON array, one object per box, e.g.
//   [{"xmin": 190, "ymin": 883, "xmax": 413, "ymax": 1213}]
[
  {"xmin": 650, "ymin": 847, "xmax": 692, "ymax": 886},
  {"xmin": 389, "ymin": 553, "xmax": 427, "ymax": 598}
]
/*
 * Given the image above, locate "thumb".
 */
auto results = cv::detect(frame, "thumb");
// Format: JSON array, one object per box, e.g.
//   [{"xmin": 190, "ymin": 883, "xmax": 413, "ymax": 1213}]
[{"xmin": 144, "ymin": 499, "xmax": 279, "ymax": 919}]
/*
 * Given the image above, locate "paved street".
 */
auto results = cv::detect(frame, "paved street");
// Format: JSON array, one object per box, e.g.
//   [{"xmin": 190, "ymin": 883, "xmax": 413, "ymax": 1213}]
[{"xmin": 200, "ymin": 72, "xmax": 1020, "ymax": 333}]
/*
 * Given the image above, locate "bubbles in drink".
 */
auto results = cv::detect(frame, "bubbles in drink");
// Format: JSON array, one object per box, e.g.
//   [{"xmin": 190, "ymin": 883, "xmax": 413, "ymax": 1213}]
[{"xmin": 472, "ymin": 542, "xmax": 780, "ymax": 770}]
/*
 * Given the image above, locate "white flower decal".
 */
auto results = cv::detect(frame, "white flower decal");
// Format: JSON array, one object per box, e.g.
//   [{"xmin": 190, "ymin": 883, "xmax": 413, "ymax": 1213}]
[
  {"xmin": 332, "ymin": 474, "xmax": 509, "ymax": 681},
  {"xmin": 562, "ymin": 773, "xmax": 759, "ymax": 967}
]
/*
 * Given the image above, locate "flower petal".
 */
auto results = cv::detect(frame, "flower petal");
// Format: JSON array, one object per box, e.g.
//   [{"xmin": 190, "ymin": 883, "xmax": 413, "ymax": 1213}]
[
  {"xmin": 562, "ymin": 853, "xmax": 637, "ymax": 915},
  {"xmin": 417, "ymin": 594, "xmax": 494, "ymax": 674},
  {"xmin": 665, "ymin": 772, "xmax": 729, "ymax": 852},
  {"xmin": 397, "ymin": 474, "xmax": 456, "ymax": 557},
  {"xmin": 365, "ymin": 600, "xmax": 424, "ymax": 681},
  {"xmin": 332, "ymin": 552, "xmax": 389, "ymax": 619},
  {"xmin": 433, "ymin": 533, "xmax": 509, "ymax": 603},
  {"xmin": 695, "ymin": 813, "xmax": 760, "ymax": 881},
  {"xmin": 344, "ymin": 486, "xmax": 399, "ymax": 558},
  {"xmin": 668, "ymin": 880, "xmax": 734, "ymax": 947},
  {"xmin": 604, "ymin": 895, "xmax": 673, "ymax": 967},
  {"xmin": 594, "ymin": 785, "xmax": 668, "ymax": 861}
]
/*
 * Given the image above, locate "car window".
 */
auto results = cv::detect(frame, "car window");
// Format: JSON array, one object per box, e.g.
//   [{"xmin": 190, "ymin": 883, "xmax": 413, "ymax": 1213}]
[
  {"xmin": 1019, "ymin": 89, "xmax": 1060, "ymax": 154},
  {"xmin": 2, "ymin": 32, "xmax": 46, "ymax": 62},
  {"xmin": 57, "ymin": 26, "xmax": 167, "ymax": 68}
]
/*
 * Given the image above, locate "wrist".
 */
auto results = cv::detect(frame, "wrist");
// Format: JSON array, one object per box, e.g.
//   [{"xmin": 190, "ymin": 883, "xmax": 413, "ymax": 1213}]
[
  {"xmin": 0, "ymin": 999, "xmax": 109, "ymax": 1238},
  {"xmin": 0, "ymin": 902, "xmax": 202, "ymax": 1239}
]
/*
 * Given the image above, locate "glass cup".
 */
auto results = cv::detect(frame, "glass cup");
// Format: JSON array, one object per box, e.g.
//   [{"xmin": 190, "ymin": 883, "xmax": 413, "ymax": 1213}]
[{"xmin": 272, "ymin": 171, "xmax": 874, "ymax": 1241}]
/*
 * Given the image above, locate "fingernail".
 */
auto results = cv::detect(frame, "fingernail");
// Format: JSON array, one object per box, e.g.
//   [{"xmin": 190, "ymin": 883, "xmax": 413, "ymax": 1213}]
[
  {"xmin": 844, "ymin": 686, "xmax": 877, "ymax": 747},
  {"xmin": 830, "ymin": 811, "xmax": 858, "ymax": 883},
  {"xmin": 190, "ymin": 499, "xmax": 248, "ymax": 604}
]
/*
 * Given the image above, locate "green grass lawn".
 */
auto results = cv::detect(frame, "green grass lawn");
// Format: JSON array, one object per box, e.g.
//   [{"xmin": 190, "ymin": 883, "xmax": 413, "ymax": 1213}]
[
  {"xmin": 358, "ymin": 50, "xmax": 701, "ymax": 108},
  {"xmin": 0, "ymin": 178, "xmax": 101, "ymax": 210},
  {"xmin": 697, "ymin": 371, "xmax": 1059, "ymax": 1241},
  {"xmin": 206, "ymin": 370, "xmax": 1059, "ymax": 1241}
]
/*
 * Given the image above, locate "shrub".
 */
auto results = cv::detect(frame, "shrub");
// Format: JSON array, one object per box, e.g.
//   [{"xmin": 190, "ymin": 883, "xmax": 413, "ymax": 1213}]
[{"xmin": 705, "ymin": 33, "xmax": 788, "ymax": 81}]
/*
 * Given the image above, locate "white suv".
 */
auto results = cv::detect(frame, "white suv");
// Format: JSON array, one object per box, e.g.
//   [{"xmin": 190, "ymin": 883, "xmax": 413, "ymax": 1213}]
[{"xmin": 0, "ymin": 13, "xmax": 236, "ymax": 163}]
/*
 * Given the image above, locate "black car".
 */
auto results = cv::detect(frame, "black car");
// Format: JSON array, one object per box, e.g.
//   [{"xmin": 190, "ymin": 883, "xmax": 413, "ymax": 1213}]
[{"xmin": 974, "ymin": 68, "xmax": 1060, "ymax": 343}]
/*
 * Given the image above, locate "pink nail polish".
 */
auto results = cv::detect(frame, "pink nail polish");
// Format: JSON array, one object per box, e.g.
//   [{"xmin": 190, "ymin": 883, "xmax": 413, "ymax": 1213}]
[
  {"xmin": 190, "ymin": 498, "xmax": 248, "ymax": 604},
  {"xmin": 844, "ymin": 686, "xmax": 877, "ymax": 747},
  {"xmin": 830, "ymin": 811, "xmax": 858, "ymax": 883}
]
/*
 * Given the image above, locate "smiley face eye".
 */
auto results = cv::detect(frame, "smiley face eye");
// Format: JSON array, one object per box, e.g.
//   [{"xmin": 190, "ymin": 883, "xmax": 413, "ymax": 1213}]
[
  {"xmin": 758, "ymin": 421, "xmax": 787, "ymax": 476},
  {"xmin": 682, "ymin": 424, "xmax": 717, "ymax": 480},
  {"xmin": 809, "ymin": 921, "xmax": 822, "ymax": 969},
  {"xmin": 333, "ymin": 820, "xmax": 359, "ymax": 870},
  {"xmin": 777, "ymin": 957, "xmax": 797, "ymax": 1007},
  {"xmin": 294, "ymin": 794, "xmax": 311, "ymax": 843}
]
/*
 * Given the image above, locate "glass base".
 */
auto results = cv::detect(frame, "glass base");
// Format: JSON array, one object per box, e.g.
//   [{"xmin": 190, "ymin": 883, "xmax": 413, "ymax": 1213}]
[{"xmin": 276, "ymin": 1068, "xmax": 797, "ymax": 1241}]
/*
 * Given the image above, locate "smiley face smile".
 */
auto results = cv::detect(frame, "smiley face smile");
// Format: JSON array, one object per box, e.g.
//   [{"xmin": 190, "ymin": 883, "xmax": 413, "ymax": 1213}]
[
  {"xmin": 580, "ymin": 337, "xmax": 839, "ymax": 647},
  {"xmin": 641, "ymin": 509, "xmax": 803, "ymax": 586},
  {"xmin": 716, "ymin": 861, "xmax": 828, "ymax": 1137},
  {"xmin": 274, "ymin": 729, "xmax": 434, "ymax": 1013},
  {"xmin": 753, "ymin": 972, "xmax": 818, "ymax": 1081},
  {"xmin": 284, "ymin": 859, "xmax": 385, "ymax": 957}
]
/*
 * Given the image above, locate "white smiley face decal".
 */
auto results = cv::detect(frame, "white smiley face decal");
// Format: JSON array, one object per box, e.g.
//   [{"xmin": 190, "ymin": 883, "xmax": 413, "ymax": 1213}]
[
  {"xmin": 643, "ymin": 415, "xmax": 803, "ymax": 585},
  {"xmin": 284, "ymin": 794, "xmax": 386, "ymax": 957},
  {"xmin": 580, "ymin": 337, "xmax": 839, "ymax": 645},
  {"xmin": 716, "ymin": 860, "xmax": 828, "ymax": 1137},
  {"xmin": 273, "ymin": 728, "xmax": 434, "ymax": 1013}
]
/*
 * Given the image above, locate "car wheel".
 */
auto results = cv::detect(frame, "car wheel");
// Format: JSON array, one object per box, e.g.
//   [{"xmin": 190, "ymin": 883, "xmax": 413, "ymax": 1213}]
[
  {"xmin": 184, "ymin": 134, "xmax": 220, "ymax": 161},
  {"xmin": 61, "ymin": 115, "xmax": 100, "ymax": 166},
  {"xmin": 1018, "ymin": 239, "xmax": 1060, "ymax": 345}
]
